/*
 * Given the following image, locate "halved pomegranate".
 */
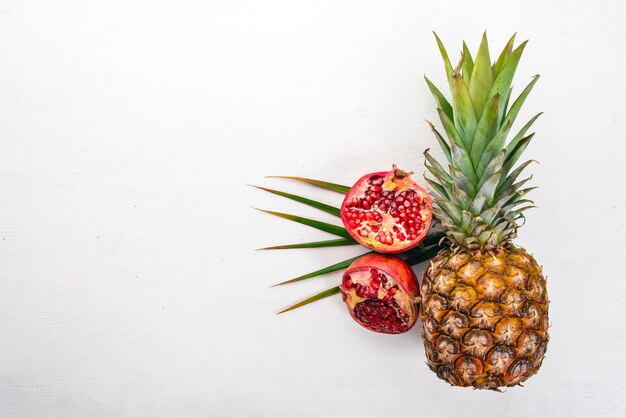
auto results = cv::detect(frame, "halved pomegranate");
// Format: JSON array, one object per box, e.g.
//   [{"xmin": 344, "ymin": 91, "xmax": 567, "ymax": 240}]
[
  {"xmin": 340, "ymin": 253, "xmax": 420, "ymax": 334},
  {"xmin": 340, "ymin": 166, "xmax": 432, "ymax": 253}
]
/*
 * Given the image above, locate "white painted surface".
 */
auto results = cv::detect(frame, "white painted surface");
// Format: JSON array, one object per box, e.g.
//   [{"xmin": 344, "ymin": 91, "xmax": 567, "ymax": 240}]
[{"xmin": 1, "ymin": 1, "xmax": 625, "ymax": 417}]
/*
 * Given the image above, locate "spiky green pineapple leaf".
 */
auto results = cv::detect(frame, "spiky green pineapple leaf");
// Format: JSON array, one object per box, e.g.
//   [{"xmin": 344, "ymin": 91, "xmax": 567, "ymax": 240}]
[
  {"xmin": 489, "ymin": 41, "xmax": 529, "ymax": 120},
  {"xmin": 503, "ymin": 133, "xmax": 535, "ymax": 175},
  {"xmin": 449, "ymin": 164, "xmax": 477, "ymax": 200},
  {"xmin": 254, "ymin": 208, "xmax": 352, "ymax": 239},
  {"xmin": 424, "ymin": 149, "xmax": 453, "ymax": 183},
  {"xmin": 425, "ymin": 77, "xmax": 454, "ymax": 121},
  {"xmin": 469, "ymin": 33, "xmax": 494, "ymax": 118},
  {"xmin": 462, "ymin": 41, "xmax": 474, "ymax": 88},
  {"xmin": 475, "ymin": 104, "xmax": 540, "ymax": 177},
  {"xmin": 493, "ymin": 33, "xmax": 517, "ymax": 77},
  {"xmin": 258, "ymin": 238, "xmax": 357, "ymax": 250},
  {"xmin": 437, "ymin": 107, "xmax": 463, "ymax": 147},
  {"xmin": 277, "ymin": 286, "xmax": 341, "ymax": 314},
  {"xmin": 501, "ymin": 87, "xmax": 513, "ymax": 124},
  {"xmin": 496, "ymin": 75, "xmax": 540, "ymax": 142},
  {"xmin": 476, "ymin": 168, "xmax": 502, "ymax": 207},
  {"xmin": 425, "ymin": 121, "xmax": 452, "ymax": 164},
  {"xmin": 424, "ymin": 178, "xmax": 450, "ymax": 203},
  {"xmin": 497, "ymin": 159, "xmax": 536, "ymax": 194},
  {"xmin": 470, "ymin": 93, "xmax": 501, "ymax": 169},
  {"xmin": 272, "ymin": 253, "xmax": 367, "ymax": 286},
  {"xmin": 505, "ymin": 112, "xmax": 542, "ymax": 158},
  {"xmin": 449, "ymin": 140, "xmax": 479, "ymax": 185},
  {"xmin": 433, "ymin": 32, "xmax": 453, "ymax": 80},
  {"xmin": 266, "ymin": 176, "xmax": 350, "ymax": 194},
  {"xmin": 502, "ymin": 186, "xmax": 537, "ymax": 207},
  {"xmin": 450, "ymin": 66, "xmax": 478, "ymax": 147},
  {"xmin": 476, "ymin": 149, "xmax": 506, "ymax": 191}
]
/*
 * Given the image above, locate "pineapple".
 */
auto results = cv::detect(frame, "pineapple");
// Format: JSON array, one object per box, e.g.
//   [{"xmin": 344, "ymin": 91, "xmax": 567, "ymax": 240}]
[{"xmin": 420, "ymin": 33, "xmax": 548, "ymax": 390}]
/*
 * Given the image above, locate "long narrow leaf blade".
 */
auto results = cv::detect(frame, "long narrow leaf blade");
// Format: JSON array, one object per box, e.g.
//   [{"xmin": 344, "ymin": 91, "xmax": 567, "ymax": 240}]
[
  {"xmin": 421, "ymin": 231, "xmax": 446, "ymax": 247},
  {"xmin": 266, "ymin": 176, "xmax": 350, "ymax": 194},
  {"xmin": 404, "ymin": 245, "xmax": 441, "ymax": 266},
  {"xmin": 251, "ymin": 185, "xmax": 340, "ymax": 217},
  {"xmin": 258, "ymin": 238, "xmax": 356, "ymax": 250},
  {"xmin": 469, "ymin": 32, "xmax": 494, "ymax": 118},
  {"xmin": 493, "ymin": 33, "xmax": 517, "ymax": 78},
  {"xmin": 272, "ymin": 253, "xmax": 368, "ymax": 286},
  {"xmin": 254, "ymin": 208, "xmax": 352, "ymax": 239},
  {"xmin": 462, "ymin": 41, "xmax": 474, "ymax": 88},
  {"xmin": 277, "ymin": 286, "xmax": 341, "ymax": 314},
  {"xmin": 426, "ymin": 121, "xmax": 452, "ymax": 164},
  {"xmin": 451, "ymin": 69, "xmax": 478, "ymax": 147},
  {"xmin": 433, "ymin": 32, "xmax": 453, "ymax": 80},
  {"xmin": 424, "ymin": 77, "xmax": 453, "ymax": 121}
]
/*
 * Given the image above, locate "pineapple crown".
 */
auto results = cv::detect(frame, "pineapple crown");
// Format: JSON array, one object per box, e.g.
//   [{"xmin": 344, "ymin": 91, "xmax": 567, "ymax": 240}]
[{"xmin": 424, "ymin": 33, "xmax": 541, "ymax": 251}]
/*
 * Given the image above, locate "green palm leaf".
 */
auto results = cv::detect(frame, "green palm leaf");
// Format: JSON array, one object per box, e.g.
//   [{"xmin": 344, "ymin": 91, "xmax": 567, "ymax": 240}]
[
  {"xmin": 404, "ymin": 244, "xmax": 441, "ymax": 266},
  {"xmin": 254, "ymin": 208, "xmax": 351, "ymax": 239},
  {"xmin": 271, "ymin": 253, "xmax": 368, "ymax": 287},
  {"xmin": 250, "ymin": 185, "xmax": 341, "ymax": 217},
  {"xmin": 277, "ymin": 286, "xmax": 341, "ymax": 314},
  {"xmin": 266, "ymin": 176, "xmax": 350, "ymax": 194},
  {"xmin": 258, "ymin": 238, "xmax": 357, "ymax": 250}
]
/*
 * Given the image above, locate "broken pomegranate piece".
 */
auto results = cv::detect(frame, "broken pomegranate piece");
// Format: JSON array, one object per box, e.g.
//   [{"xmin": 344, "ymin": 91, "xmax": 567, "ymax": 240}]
[{"xmin": 340, "ymin": 253, "xmax": 420, "ymax": 334}]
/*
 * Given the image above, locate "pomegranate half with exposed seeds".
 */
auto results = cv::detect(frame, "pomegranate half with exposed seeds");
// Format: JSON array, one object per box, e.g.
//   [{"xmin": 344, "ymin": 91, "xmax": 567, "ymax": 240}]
[
  {"xmin": 340, "ymin": 166, "xmax": 432, "ymax": 253},
  {"xmin": 340, "ymin": 253, "xmax": 420, "ymax": 334}
]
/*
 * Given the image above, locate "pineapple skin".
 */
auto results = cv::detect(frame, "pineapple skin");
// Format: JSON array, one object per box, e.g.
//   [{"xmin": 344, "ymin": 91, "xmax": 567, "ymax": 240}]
[{"xmin": 421, "ymin": 246, "xmax": 548, "ymax": 390}]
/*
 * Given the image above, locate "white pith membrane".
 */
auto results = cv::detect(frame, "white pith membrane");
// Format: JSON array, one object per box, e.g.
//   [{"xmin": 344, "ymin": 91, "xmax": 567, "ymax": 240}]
[
  {"xmin": 341, "ymin": 267, "xmax": 414, "ymax": 334},
  {"xmin": 343, "ymin": 169, "xmax": 430, "ymax": 250}
]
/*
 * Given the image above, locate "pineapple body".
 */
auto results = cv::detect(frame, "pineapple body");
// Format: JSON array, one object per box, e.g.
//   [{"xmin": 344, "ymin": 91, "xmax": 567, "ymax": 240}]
[
  {"xmin": 421, "ymin": 246, "xmax": 548, "ymax": 389},
  {"xmin": 421, "ymin": 33, "xmax": 548, "ymax": 388}
]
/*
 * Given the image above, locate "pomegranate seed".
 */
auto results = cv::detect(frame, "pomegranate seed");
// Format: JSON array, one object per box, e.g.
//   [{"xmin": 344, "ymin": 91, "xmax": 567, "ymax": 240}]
[{"xmin": 344, "ymin": 278, "xmax": 353, "ymax": 289}]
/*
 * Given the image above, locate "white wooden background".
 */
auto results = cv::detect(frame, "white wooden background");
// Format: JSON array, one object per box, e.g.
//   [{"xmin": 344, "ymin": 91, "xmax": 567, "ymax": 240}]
[{"xmin": 1, "ymin": 1, "xmax": 625, "ymax": 417}]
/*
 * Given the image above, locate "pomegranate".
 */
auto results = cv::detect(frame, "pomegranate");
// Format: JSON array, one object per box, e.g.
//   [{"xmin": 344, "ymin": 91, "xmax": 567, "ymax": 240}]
[
  {"xmin": 340, "ymin": 253, "xmax": 420, "ymax": 334},
  {"xmin": 340, "ymin": 165, "xmax": 432, "ymax": 253}
]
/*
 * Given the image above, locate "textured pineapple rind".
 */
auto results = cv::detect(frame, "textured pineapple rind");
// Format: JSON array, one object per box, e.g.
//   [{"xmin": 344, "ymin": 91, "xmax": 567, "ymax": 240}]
[{"xmin": 420, "ymin": 246, "xmax": 549, "ymax": 390}]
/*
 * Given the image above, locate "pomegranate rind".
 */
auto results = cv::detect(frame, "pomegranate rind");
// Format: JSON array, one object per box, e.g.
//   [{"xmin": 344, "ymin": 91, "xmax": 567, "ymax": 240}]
[
  {"xmin": 340, "ymin": 254, "xmax": 420, "ymax": 334},
  {"xmin": 340, "ymin": 167, "xmax": 432, "ymax": 254}
]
